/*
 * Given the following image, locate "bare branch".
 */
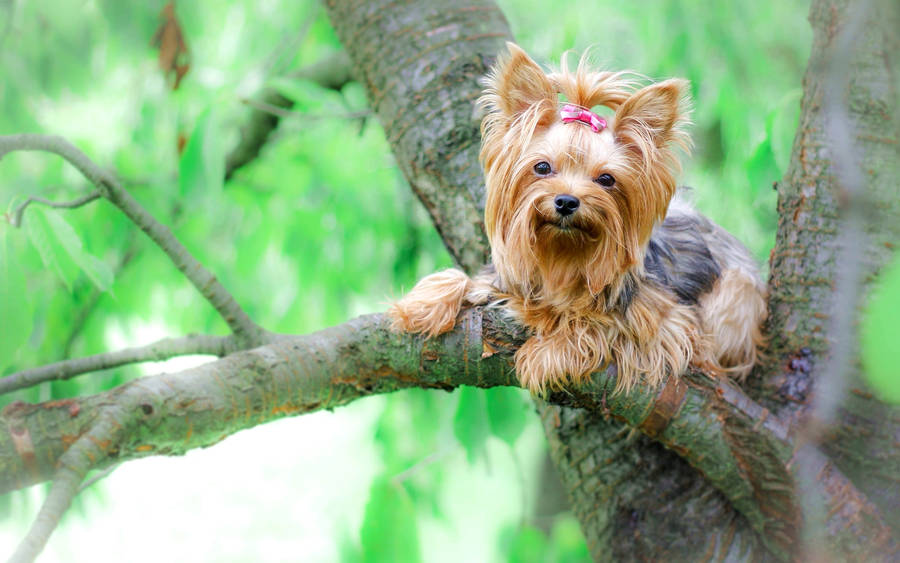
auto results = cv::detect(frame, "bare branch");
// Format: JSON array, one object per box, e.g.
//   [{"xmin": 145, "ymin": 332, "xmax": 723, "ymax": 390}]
[
  {"xmin": 260, "ymin": 10, "xmax": 317, "ymax": 77},
  {"xmin": 0, "ymin": 134, "xmax": 270, "ymax": 344},
  {"xmin": 0, "ymin": 334, "xmax": 237, "ymax": 395},
  {"xmin": 77, "ymin": 464, "xmax": 120, "ymax": 494},
  {"xmin": 7, "ymin": 190, "xmax": 101, "ymax": 227},
  {"xmin": 239, "ymin": 97, "xmax": 370, "ymax": 121},
  {"xmin": 225, "ymin": 51, "xmax": 353, "ymax": 179},
  {"xmin": 9, "ymin": 411, "xmax": 122, "ymax": 563},
  {"xmin": 63, "ymin": 235, "xmax": 140, "ymax": 358}
]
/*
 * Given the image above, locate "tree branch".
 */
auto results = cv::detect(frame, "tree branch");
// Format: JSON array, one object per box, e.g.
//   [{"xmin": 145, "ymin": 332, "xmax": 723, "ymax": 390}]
[
  {"xmin": 761, "ymin": 0, "xmax": 900, "ymax": 534},
  {"xmin": 2, "ymin": 309, "xmax": 894, "ymax": 560},
  {"xmin": 539, "ymin": 403, "xmax": 766, "ymax": 559},
  {"xmin": 62, "ymin": 234, "xmax": 140, "ymax": 358},
  {"xmin": 0, "ymin": 134, "xmax": 270, "ymax": 345},
  {"xmin": 7, "ymin": 190, "xmax": 102, "ymax": 227},
  {"xmin": 239, "ymin": 98, "xmax": 370, "ymax": 121},
  {"xmin": 0, "ymin": 334, "xmax": 238, "ymax": 395},
  {"xmin": 9, "ymin": 410, "xmax": 123, "ymax": 563},
  {"xmin": 225, "ymin": 51, "xmax": 353, "ymax": 179}
]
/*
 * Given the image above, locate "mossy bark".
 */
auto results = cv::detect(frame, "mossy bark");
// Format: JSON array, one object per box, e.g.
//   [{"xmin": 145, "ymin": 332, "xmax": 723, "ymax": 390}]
[{"xmin": 762, "ymin": 0, "xmax": 900, "ymax": 532}]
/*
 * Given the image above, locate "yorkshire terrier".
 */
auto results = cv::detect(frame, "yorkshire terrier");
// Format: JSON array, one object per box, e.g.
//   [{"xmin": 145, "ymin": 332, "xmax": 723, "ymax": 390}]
[{"xmin": 389, "ymin": 44, "xmax": 766, "ymax": 394}]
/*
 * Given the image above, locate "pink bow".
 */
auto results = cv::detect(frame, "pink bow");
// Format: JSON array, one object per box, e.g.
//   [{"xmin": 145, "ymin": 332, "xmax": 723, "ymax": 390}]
[{"xmin": 560, "ymin": 104, "xmax": 607, "ymax": 133}]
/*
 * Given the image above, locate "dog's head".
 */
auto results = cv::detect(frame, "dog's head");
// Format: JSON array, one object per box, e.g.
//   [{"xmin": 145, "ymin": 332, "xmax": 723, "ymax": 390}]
[{"xmin": 479, "ymin": 43, "xmax": 690, "ymax": 302}]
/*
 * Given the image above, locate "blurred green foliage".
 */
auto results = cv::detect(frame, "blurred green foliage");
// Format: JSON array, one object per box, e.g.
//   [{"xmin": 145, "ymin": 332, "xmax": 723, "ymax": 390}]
[
  {"xmin": 861, "ymin": 253, "xmax": 900, "ymax": 403},
  {"xmin": 0, "ymin": 0, "xmax": 811, "ymax": 560}
]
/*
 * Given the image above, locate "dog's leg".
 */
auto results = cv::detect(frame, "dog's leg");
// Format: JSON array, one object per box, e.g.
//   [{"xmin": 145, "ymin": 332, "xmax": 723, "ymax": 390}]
[
  {"xmin": 698, "ymin": 268, "xmax": 767, "ymax": 379},
  {"xmin": 387, "ymin": 269, "xmax": 478, "ymax": 337},
  {"xmin": 514, "ymin": 324, "xmax": 607, "ymax": 394}
]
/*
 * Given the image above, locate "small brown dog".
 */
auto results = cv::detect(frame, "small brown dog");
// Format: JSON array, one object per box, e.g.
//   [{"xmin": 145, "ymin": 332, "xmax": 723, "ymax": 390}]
[{"xmin": 389, "ymin": 44, "xmax": 766, "ymax": 394}]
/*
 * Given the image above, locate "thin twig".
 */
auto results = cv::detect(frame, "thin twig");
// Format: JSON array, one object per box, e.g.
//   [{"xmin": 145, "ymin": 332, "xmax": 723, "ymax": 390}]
[
  {"xmin": 0, "ymin": 134, "xmax": 271, "ymax": 344},
  {"xmin": 63, "ymin": 236, "xmax": 140, "ymax": 358},
  {"xmin": 9, "ymin": 412, "xmax": 122, "ymax": 563},
  {"xmin": 239, "ymin": 98, "xmax": 370, "ymax": 121},
  {"xmin": 392, "ymin": 449, "xmax": 451, "ymax": 483},
  {"xmin": 225, "ymin": 51, "xmax": 353, "ymax": 179},
  {"xmin": 77, "ymin": 464, "xmax": 120, "ymax": 494},
  {"xmin": 8, "ymin": 190, "xmax": 102, "ymax": 227},
  {"xmin": 0, "ymin": 333, "xmax": 237, "ymax": 396},
  {"xmin": 262, "ymin": 9, "xmax": 317, "ymax": 77}
]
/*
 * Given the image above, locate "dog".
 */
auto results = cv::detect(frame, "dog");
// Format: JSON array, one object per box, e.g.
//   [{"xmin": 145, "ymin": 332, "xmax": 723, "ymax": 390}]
[{"xmin": 388, "ymin": 43, "xmax": 766, "ymax": 394}]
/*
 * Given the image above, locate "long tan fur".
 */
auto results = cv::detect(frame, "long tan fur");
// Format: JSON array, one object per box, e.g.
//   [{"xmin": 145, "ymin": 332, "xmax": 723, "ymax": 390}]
[{"xmin": 389, "ymin": 43, "xmax": 766, "ymax": 394}]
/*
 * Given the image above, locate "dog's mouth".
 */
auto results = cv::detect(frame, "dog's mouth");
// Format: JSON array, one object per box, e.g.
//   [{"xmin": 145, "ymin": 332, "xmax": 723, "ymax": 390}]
[{"xmin": 541, "ymin": 216, "xmax": 599, "ymax": 238}]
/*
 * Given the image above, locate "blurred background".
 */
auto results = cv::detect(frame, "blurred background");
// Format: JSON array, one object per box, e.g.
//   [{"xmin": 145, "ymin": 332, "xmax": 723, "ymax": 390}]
[{"xmin": 0, "ymin": 0, "xmax": 810, "ymax": 560}]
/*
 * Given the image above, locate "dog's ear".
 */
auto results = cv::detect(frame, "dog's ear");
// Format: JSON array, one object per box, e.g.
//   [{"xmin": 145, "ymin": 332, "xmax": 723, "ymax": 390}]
[
  {"xmin": 614, "ymin": 79, "xmax": 689, "ymax": 153},
  {"xmin": 486, "ymin": 43, "xmax": 555, "ymax": 117}
]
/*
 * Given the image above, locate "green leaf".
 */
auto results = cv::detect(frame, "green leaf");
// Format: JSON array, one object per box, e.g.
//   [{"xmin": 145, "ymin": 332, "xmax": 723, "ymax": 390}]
[
  {"xmin": 453, "ymin": 385, "xmax": 490, "ymax": 464},
  {"xmin": 861, "ymin": 253, "xmax": 900, "ymax": 403},
  {"xmin": 485, "ymin": 387, "xmax": 530, "ymax": 447},
  {"xmin": 179, "ymin": 107, "xmax": 224, "ymax": 199},
  {"xmin": 43, "ymin": 210, "xmax": 113, "ymax": 292},
  {"xmin": 0, "ymin": 230, "xmax": 33, "ymax": 371},
  {"xmin": 24, "ymin": 207, "xmax": 78, "ymax": 290},
  {"xmin": 360, "ymin": 476, "xmax": 421, "ymax": 563}
]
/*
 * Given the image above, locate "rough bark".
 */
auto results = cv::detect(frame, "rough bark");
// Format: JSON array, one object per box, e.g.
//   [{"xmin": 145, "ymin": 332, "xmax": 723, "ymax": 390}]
[
  {"xmin": 0, "ymin": 312, "xmax": 779, "ymax": 512},
  {"xmin": 541, "ymin": 408, "xmax": 764, "ymax": 561},
  {"xmin": 761, "ymin": 0, "xmax": 900, "ymax": 532}
]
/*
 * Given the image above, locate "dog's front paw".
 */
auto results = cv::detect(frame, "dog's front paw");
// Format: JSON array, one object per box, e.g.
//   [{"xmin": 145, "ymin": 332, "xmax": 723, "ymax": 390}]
[
  {"xmin": 387, "ymin": 269, "xmax": 471, "ymax": 338},
  {"xmin": 514, "ymin": 332, "xmax": 603, "ymax": 395}
]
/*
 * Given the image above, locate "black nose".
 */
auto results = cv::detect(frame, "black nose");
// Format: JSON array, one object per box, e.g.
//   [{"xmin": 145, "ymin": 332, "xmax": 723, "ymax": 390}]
[{"xmin": 554, "ymin": 194, "xmax": 580, "ymax": 216}]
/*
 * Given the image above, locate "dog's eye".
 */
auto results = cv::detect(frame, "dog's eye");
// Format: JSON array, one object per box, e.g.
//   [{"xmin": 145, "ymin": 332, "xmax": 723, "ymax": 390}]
[
  {"xmin": 533, "ymin": 161, "xmax": 552, "ymax": 176},
  {"xmin": 595, "ymin": 173, "xmax": 615, "ymax": 187}
]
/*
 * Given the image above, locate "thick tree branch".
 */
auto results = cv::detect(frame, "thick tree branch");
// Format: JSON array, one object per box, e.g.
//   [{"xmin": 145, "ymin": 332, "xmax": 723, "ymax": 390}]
[
  {"xmin": 540, "ymin": 404, "xmax": 766, "ymax": 559},
  {"xmin": 225, "ymin": 51, "xmax": 353, "ymax": 179},
  {"xmin": 760, "ymin": 0, "xmax": 900, "ymax": 533},
  {"xmin": 0, "ymin": 134, "xmax": 270, "ymax": 345},
  {"xmin": 0, "ymin": 334, "xmax": 238, "ymax": 395},
  {"xmin": 2, "ymin": 310, "xmax": 894, "ymax": 560}
]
